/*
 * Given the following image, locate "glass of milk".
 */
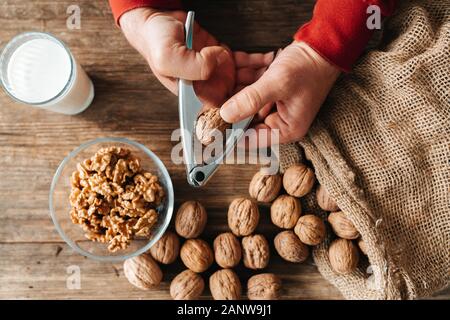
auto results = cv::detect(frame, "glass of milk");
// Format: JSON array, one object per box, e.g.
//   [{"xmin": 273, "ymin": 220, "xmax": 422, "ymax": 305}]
[{"xmin": 0, "ymin": 32, "xmax": 94, "ymax": 115}]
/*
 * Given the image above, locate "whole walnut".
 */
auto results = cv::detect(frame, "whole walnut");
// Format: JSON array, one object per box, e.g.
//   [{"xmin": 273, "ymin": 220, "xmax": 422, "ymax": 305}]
[
  {"xmin": 358, "ymin": 238, "xmax": 368, "ymax": 256},
  {"xmin": 294, "ymin": 214, "xmax": 326, "ymax": 246},
  {"xmin": 170, "ymin": 269, "xmax": 204, "ymax": 300},
  {"xmin": 328, "ymin": 211, "xmax": 359, "ymax": 240},
  {"xmin": 316, "ymin": 184, "xmax": 339, "ymax": 212},
  {"xmin": 209, "ymin": 269, "xmax": 242, "ymax": 300},
  {"xmin": 270, "ymin": 195, "xmax": 302, "ymax": 229},
  {"xmin": 227, "ymin": 198, "xmax": 260, "ymax": 236},
  {"xmin": 149, "ymin": 231, "xmax": 180, "ymax": 264},
  {"xmin": 282, "ymin": 164, "xmax": 315, "ymax": 197},
  {"xmin": 274, "ymin": 231, "xmax": 309, "ymax": 263},
  {"xmin": 214, "ymin": 232, "xmax": 242, "ymax": 268},
  {"xmin": 195, "ymin": 108, "xmax": 230, "ymax": 146},
  {"xmin": 180, "ymin": 239, "xmax": 214, "ymax": 273},
  {"xmin": 247, "ymin": 273, "xmax": 282, "ymax": 300},
  {"xmin": 242, "ymin": 234, "xmax": 270, "ymax": 270},
  {"xmin": 123, "ymin": 254, "xmax": 162, "ymax": 290},
  {"xmin": 248, "ymin": 170, "xmax": 282, "ymax": 202},
  {"xmin": 328, "ymin": 238, "xmax": 359, "ymax": 274},
  {"xmin": 175, "ymin": 201, "xmax": 207, "ymax": 239}
]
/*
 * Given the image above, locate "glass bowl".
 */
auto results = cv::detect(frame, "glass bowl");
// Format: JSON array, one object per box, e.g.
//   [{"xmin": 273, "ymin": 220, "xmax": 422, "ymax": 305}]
[{"xmin": 49, "ymin": 137, "xmax": 174, "ymax": 262}]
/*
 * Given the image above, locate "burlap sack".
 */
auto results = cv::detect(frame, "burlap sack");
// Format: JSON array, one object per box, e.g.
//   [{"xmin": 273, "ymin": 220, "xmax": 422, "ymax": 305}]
[{"xmin": 280, "ymin": 0, "xmax": 449, "ymax": 299}]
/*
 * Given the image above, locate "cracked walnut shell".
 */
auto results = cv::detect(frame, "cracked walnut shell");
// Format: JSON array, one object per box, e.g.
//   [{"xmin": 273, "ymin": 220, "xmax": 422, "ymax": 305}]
[
  {"xmin": 242, "ymin": 234, "xmax": 270, "ymax": 270},
  {"xmin": 149, "ymin": 231, "xmax": 180, "ymax": 264},
  {"xmin": 328, "ymin": 238, "xmax": 359, "ymax": 274},
  {"xmin": 214, "ymin": 232, "xmax": 242, "ymax": 268},
  {"xmin": 227, "ymin": 197, "xmax": 260, "ymax": 236},
  {"xmin": 175, "ymin": 201, "xmax": 207, "ymax": 239},
  {"xmin": 209, "ymin": 269, "xmax": 242, "ymax": 300},
  {"xmin": 123, "ymin": 254, "xmax": 162, "ymax": 290},
  {"xmin": 270, "ymin": 195, "xmax": 302, "ymax": 229},
  {"xmin": 249, "ymin": 170, "xmax": 282, "ymax": 202},
  {"xmin": 274, "ymin": 231, "xmax": 309, "ymax": 263},
  {"xmin": 316, "ymin": 184, "xmax": 339, "ymax": 212},
  {"xmin": 294, "ymin": 214, "xmax": 326, "ymax": 246},
  {"xmin": 247, "ymin": 273, "xmax": 282, "ymax": 300},
  {"xmin": 282, "ymin": 164, "xmax": 315, "ymax": 197},
  {"xmin": 195, "ymin": 108, "xmax": 230, "ymax": 146},
  {"xmin": 328, "ymin": 211, "xmax": 360, "ymax": 240},
  {"xmin": 180, "ymin": 239, "xmax": 214, "ymax": 273},
  {"xmin": 170, "ymin": 269, "xmax": 204, "ymax": 300}
]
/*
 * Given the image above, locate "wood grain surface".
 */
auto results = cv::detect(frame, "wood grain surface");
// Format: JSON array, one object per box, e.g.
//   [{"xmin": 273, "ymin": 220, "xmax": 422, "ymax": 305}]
[{"xmin": 0, "ymin": 0, "xmax": 448, "ymax": 300}]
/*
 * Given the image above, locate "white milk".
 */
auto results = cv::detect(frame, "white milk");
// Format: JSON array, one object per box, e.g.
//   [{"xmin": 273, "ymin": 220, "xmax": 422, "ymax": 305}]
[{"xmin": 1, "ymin": 33, "xmax": 94, "ymax": 115}]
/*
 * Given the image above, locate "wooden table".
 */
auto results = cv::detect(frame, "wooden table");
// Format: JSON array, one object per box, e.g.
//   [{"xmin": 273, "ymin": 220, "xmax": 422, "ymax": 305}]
[{"xmin": 0, "ymin": 0, "xmax": 447, "ymax": 300}]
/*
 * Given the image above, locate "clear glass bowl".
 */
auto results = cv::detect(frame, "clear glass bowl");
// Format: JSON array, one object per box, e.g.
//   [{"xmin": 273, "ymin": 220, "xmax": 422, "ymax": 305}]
[{"xmin": 49, "ymin": 137, "xmax": 174, "ymax": 262}]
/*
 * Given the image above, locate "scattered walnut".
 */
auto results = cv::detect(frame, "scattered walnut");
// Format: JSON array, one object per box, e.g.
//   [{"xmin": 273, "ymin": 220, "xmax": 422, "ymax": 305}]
[
  {"xmin": 69, "ymin": 147, "xmax": 165, "ymax": 252},
  {"xmin": 270, "ymin": 195, "xmax": 302, "ymax": 229},
  {"xmin": 227, "ymin": 198, "xmax": 260, "ymax": 236},
  {"xmin": 328, "ymin": 238, "xmax": 359, "ymax": 274},
  {"xmin": 294, "ymin": 214, "xmax": 326, "ymax": 246},
  {"xmin": 247, "ymin": 273, "xmax": 282, "ymax": 300},
  {"xmin": 180, "ymin": 239, "xmax": 214, "ymax": 273},
  {"xmin": 123, "ymin": 254, "xmax": 162, "ymax": 290},
  {"xmin": 175, "ymin": 201, "xmax": 207, "ymax": 239},
  {"xmin": 242, "ymin": 234, "xmax": 270, "ymax": 270},
  {"xmin": 170, "ymin": 269, "xmax": 204, "ymax": 300},
  {"xmin": 274, "ymin": 231, "xmax": 309, "ymax": 263},
  {"xmin": 316, "ymin": 184, "xmax": 339, "ymax": 212},
  {"xmin": 149, "ymin": 231, "xmax": 180, "ymax": 264},
  {"xmin": 214, "ymin": 232, "xmax": 242, "ymax": 268},
  {"xmin": 358, "ymin": 238, "xmax": 368, "ymax": 256},
  {"xmin": 195, "ymin": 108, "xmax": 230, "ymax": 146},
  {"xmin": 248, "ymin": 170, "xmax": 282, "ymax": 202},
  {"xmin": 209, "ymin": 269, "xmax": 242, "ymax": 300},
  {"xmin": 282, "ymin": 164, "xmax": 315, "ymax": 197},
  {"xmin": 328, "ymin": 211, "xmax": 359, "ymax": 240}
]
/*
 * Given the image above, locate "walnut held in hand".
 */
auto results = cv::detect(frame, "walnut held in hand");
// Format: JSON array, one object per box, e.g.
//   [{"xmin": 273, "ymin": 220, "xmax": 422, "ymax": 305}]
[
  {"xmin": 170, "ymin": 269, "xmax": 204, "ymax": 300},
  {"xmin": 274, "ymin": 231, "xmax": 309, "ymax": 263},
  {"xmin": 214, "ymin": 232, "xmax": 242, "ymax": 268},
  {"xmin": 316, "ymin": 184, "xmax": 339, "ymax": 212},
  {"xmin": 242, "ymin": 234, "xmax": 270, "ymax": 270},
  {"xmin": 123, "ymin": 254, "xmax": 162, "ymax": 290},
  {"xmin": 328, "ymin": 238, "xmax": 359, "ymax": 274},
  {"xmin": 175, "ymin": 201, "xmax": 207, "ymax": 239},
  {"xmin": 195, "ymin": 108, "xmax": 231, "ymax": 146},
  {"xmin": 328, "ymin": 211, "xmax": 359, "ymax": 240},
  {"xmin": 227, "ymin": 198, "xmax": 260, "ymax": 236},
  {"xmin": 282, "ymin": 164, "xmax": 315, "ymax": 197},
  {"xmin": 150, "ymin": 231, "xmax": 180, "ymax": 264},
  {"xmin": 249, "ymin": 170, "xmax": 282, "ymax": 202},
  {"xmin": 180, "ymin": 239, "xmax": 214, "ymax": 273},
  {"xmin": 209, "ymin": 269, "xmax": 242, "ymax": 300},
  {"xmin": 294, "ymin": 214, "xmax": 326, "ymax": 246},
  {"xmin": 247, "ymin": 273, "xmax": 282, "ymax": 300},
  {"xmin": 270, "ymin": 195, "xmax": 302, "ymax": 229}
]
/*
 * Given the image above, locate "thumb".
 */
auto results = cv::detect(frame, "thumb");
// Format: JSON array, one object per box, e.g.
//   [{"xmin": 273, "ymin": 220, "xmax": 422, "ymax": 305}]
[{"xmin": 220, "ymin": 75, "xmax": 278, "ymax": 123}]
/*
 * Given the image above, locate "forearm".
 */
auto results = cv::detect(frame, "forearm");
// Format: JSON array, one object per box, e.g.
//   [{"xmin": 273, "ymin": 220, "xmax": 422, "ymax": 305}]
[{"xmin": 109, "ymin": 0, "xmax": 182, "ymax": 25}]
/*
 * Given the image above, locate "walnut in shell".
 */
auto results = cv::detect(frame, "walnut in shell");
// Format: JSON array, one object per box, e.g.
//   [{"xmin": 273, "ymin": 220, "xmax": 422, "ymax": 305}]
[
  {"xmin": 227, "ymin": 197, "xmax": 260, "ymax": 236},
  {"xmin": 180, "ymin": 239, "xmax": 214, "ymax": 273},
  {"xmin": 247, "ymin": 273, "xmax": 282, "ymax": 300},
  {"xmin": 242, "ymin": 234, "xmax": 270, "ymax": 270},
  {"xmin": 270, "ymin": 195, "xmax": 302, "ymax": 229},
  {"xmin": 248, "ymin": 170, "xmax": 282, "ymax": 202},
  {"xmin": 329, "ymin": 238, "xmax": 359, "ymax": 274},
  {"xmin": 209, "ymin": 269, "xmax": 242, "ymax": 300},
  {"xmin": 274, "ymin": 231, "xmax": 309, "ymax": 263},
  {"xmin": 195, "ymin": 108, "xmax": 230, "ymax": 146},
  {"xmin": 282, "ymin": 164, "xmax": 315, "ymax": 197},
  {"xmin": 123, "ymin": 254, "xmax": 162, "ymax": 290},
  {"xmin": 149, "ymin": 231, "xmax": 180, "ymax": 264},
  {"xmin": 328, "ymin": 211, "xmax": 359, "ymax": 240},
  {"xmin": 214, "ymin": 232, "xmax": 242, "ymax": 268},
  {"xmin": 170, "ymin": 269, "xmax": 204, "ymax": 300},
  {"xmin": 294, "ymin": 214, "xmax": 326, "ymax": 246},
  {"xmin": 175, "ymin": 201, "xmax": 207, "ymax": 239},
  {"xmin": 316, "ymin": 184, "xmax": 339, "ymax": 212}
]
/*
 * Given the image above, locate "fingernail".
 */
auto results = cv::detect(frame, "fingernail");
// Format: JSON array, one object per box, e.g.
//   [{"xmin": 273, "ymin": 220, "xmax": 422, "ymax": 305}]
[
  {"xmin": 220, "ymin": 100, "xmax": 237, "ymax": 123},
  {"xmin": 216, "ymin": 50, "xmax": 229, "ymax": 66}
]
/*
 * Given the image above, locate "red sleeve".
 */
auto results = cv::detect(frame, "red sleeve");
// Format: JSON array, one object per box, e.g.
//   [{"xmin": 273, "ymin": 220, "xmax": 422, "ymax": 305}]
[
  {"xmin": 295, "ymin": 0, "xmax": 397, "ymax": 72},
  {"xmin": 109, "ymin": 0, "xmax": 182, "ymax": 24}
]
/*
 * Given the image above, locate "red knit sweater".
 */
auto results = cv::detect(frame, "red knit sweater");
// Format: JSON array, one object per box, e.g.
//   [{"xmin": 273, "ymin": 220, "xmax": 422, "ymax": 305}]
[{"xmin": 109, "ymin": 0, "xmax": 396, "ymax": 71}]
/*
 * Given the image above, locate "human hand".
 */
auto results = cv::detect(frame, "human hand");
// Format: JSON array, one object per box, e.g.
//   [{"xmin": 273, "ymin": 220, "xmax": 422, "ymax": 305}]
[{"xmin": 220, "ymin": 41, "xmax": 340, "ymax": 146}]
